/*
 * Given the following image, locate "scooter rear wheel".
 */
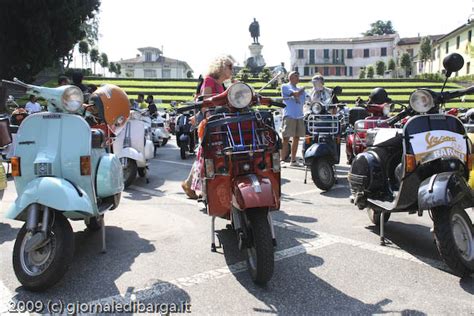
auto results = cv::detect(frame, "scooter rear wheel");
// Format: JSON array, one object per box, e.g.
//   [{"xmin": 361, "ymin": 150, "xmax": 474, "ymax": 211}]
[
  {"xmin": 245, "ymin": 209, "xmax": 274, "ymax": 285},
  {"xmin": 432, "ymin": 206, "xmax": 474, "ymax": 277},
  {"xmin": 13, "ymin": 212, "xmax": 74, "ymax": 291},
  {"xmin": 311, "ymin": 158, "xmax": 335, "ymax": 191}
]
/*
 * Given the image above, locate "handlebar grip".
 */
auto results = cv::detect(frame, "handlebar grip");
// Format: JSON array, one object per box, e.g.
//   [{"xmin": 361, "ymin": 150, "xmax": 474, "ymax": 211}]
[
  {"xmin": 270, "ymin": 101, "xmax": 286, "ymax": 108},
  {"xmin": 386, "ymin": 109, "xmax": 411, "ymax": 127},
  {"xmin": 442, "ymin": 86, "xmax": 474, "ymax": 101}
]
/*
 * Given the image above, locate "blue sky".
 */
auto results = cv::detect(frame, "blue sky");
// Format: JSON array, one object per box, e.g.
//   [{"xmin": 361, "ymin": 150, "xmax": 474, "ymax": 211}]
[{"xmin": 81, "ymin": 0, "xmax": 473, "ymax": 76}]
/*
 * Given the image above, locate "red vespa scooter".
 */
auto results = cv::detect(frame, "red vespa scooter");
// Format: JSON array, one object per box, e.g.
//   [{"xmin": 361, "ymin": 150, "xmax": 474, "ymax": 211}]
[{"xmin": 177, "ymin": 81, "xmax": 284, "ymax": 285}]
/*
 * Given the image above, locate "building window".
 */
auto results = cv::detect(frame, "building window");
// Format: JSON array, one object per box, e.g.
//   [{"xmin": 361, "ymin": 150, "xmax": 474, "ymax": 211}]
[
  {"xmin": 407, "ymin": 49, "xmax": 414, "ymax": 57},
  {"xmin": 446, "ymin": 42, "xmax": 449, "ymax": 54},
  {"xmin": 145, "ymin": 52, "xmax": 152, "ymax": 62},
  {"xmin": 297, "ymin": 49, "xmax": 304, "ymax": 59},
  {"xmin": 349, "ymin": 66, "xmax": 353, "ymax": 77},
  {"xmin": 162, "ymin": 69, "xmax": 171, "ymax": 78},
  {"xmin": 456, "ymin": 36, "xmax": 460, "ymax": 49},
  {"xmin": 381, "ymin": 47, "xmax": 387, "ymax": 57},
  {"xmin": 469, "ymin": 30, "xmax": 472, "ymax": 43},
  {"xmin": 323, "ymin": 67, "xmax": 329, "ymax": 76},
  {"xmin": 335, "ymin": 67, "xmax": 341, "ymax": 76},
  {"xmin": 314, "ymin": 66, "xmax": 318, "ymax": 73},
  {"xmin": 364, "ymin": 49, "xmax": 370, "ymax": 58},
  {"xmin": 294, "ymin": 67, "xmax": 299, "ymax": 74},
  {"xmin": 347, "ymin": 49, "xmax": 353, "ymax": 59},
  {"xmin": 467, "ymin": 62, "xmax": 471, "ymax": 75},
  {"xmin": 323, "ymin": 49, "xmax": 330, "ymax": 59},
  {"xmin": 144, "ymin": 69, "xmax": 156, "ymax": 78},
  {"xmin": 304, "ymin": 66, "xmax": 310, "ymax": 76},
  {"xmin": 309, "ymin": 49, "xmax": 315, "ymax": 64}
]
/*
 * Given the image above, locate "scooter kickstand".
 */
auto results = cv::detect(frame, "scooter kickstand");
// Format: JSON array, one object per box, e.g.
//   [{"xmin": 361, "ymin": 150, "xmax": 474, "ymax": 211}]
[
  {"xmin": 380, "ymin": 212, "xmax": 386, "ymax": 246},
  {"xmin": 304, "ymin": 166, "xmax": 308, "ymax": 184},
  {"xmin": 211, "ymin": 216, "xmax": 217, "ymax": 252},
  {"xmin": 101, "ymin": 216, "xmax": 107, "ymax": 254}
]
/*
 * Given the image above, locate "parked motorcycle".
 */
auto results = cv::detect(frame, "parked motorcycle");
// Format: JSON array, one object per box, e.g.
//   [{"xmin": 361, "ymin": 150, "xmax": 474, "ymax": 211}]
[
  {"xmin": 177, "ymin": 78, "xmax": 284, "ymax": 285},
  {"xmin": 113, "ymin": 109, "xmax": 154, "ymax": 187},
  {"xmin": 2, "ymin": 79, "xmax": 128, "ymax": 290},
  {"xmin": 348, "ymin": 53, "xmax": 474, "ymax": 277},
  {"xmin": 175, "ymin": 110, "xmax": 197, "ymax": 159},
  {"xmin": 303, "ymin": 86, "xmax": 344, "ymax": 191},
  {"xmin": 151, "ymin": 113, "xmax": 171, "ymax": 147},
  {"xmin": 346, "ymin": 91, "xmax": 393, "ymax": 164}
]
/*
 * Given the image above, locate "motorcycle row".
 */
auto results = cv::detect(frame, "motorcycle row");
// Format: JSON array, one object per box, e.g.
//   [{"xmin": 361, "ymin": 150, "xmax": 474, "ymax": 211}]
[{"xmin": 0, "ymin": 52, "xmax": 473, "ymax": 293}]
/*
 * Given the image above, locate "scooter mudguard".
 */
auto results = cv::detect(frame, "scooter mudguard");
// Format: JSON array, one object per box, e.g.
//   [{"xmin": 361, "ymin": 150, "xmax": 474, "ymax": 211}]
[
  {"xmin": 304, "ymin": 143, "xmax": 332, "ymax": 165},
  {"xmin": 232, "ymin": 175, "xmax": 277, "ymax": 211},
  {"xmin": 418, "ymin": 172, "xmax": 473, "ymax": 211},
  {"xmin": 6, "ymin": 177, "xmax": 94, "ymax": 221},
  {"xmin": 96, "ymin": 154, "xmax": 124, "ymax": 197},
  {"xmin": 117, "ymin": 147, "xmax": 143, "ymax": 162},
  {"xmin": 144, "ymin": 139, "xmax": 154, "ymax": 160}
]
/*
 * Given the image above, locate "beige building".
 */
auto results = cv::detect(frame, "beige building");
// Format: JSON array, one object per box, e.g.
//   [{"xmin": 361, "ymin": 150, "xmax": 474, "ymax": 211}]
[
  {"xmin": 397, "ymin": 35, "xmax": 444, "ymax": 76},
  {"xmin": 431, "ymin": 20, "xmax": 474, "ymax": 76},
  {"xmin": 117, "ymin": 47, "xmax": 193, "ymax": 79}
]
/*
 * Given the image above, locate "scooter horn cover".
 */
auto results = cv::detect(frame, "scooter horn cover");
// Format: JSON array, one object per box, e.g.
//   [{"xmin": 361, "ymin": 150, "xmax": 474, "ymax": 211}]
[{"xmin": 91, "ymin": 84, "xmax": 130, "ymax": 134}]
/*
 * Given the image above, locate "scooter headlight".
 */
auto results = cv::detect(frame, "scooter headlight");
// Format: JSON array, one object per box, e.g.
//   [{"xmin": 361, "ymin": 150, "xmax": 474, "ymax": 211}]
[
  {"xmin": 227, "ymin": 83, "xmax": 253, "ymax": 109},
  {"xmin": 62, "ymin": 86, "xmax": 84, "ymax": 112},
  {"xmin": 383, "ymin": 103, "xmax": 392, "ymax": 116},
  {"xmin": 311, "ymin": 102, "xmax": 322, "ymax": 114},
  {"xmin": 410, "ymin": 90, "xmax": 434, "ymax": 114}
]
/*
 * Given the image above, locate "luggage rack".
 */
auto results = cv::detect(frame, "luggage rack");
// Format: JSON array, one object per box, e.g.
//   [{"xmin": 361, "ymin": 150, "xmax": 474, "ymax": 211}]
[
  {"xmin": 305, "ymin": 114, "xmax": 341, "ymax": 135},
  {"xmin": 205, "ymin": 112, "xmax": 278, "ymax": 156}
]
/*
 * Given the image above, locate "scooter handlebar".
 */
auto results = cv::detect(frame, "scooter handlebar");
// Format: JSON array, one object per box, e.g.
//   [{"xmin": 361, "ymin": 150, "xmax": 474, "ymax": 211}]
[{"xmin": 440, "ymin": 85, "xmax": 474, "ymax": 102}]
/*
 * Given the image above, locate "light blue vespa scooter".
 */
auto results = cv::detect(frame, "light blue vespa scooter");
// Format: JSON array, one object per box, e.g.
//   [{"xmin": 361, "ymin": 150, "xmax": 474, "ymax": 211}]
[{"xmin": 2, "ymin": 79, "xmax": 126, "ymax": 291}]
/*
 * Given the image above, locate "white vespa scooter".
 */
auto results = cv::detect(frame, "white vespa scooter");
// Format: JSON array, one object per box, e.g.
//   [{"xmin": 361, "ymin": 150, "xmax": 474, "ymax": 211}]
[{"xmin": 113, "ymin": 110, "xmax": 154, "ymax": 188}]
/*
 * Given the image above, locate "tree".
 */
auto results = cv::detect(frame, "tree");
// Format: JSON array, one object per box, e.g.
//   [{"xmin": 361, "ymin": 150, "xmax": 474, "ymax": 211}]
[
  {"xmin": 359, "ymin": 68, "xmax": 366, "ymax": 79},
  {"xmin": 419, "ymin": 37, "xmax": 432, "ymax": 72},
  {"xmin": 99, "ymin": 52, "xmax": 108, "ymax": 76},
  {"xmin": 366, "ymin": 66, "xmax": 375, "ymax": 78},
  {"xmin": 108, "ymin": 62, "xmax": 117, "ymax": 77},
  {"xmin": 0, "ymin": 0, "xmax": 100, "ymax": 82},
  {"xmin": 90, "ymin": 48, "xmax": 99, "ymax": 74},
  {"xmin": 78, "ymin": 40, "xmax": 89, "ymax": 69},
  {"xmin": 363, "ymin": 20, "xmax": 396, "ymax": 36},
  {"xmin": 400, "ymin": 53, "xmax": 412, "ymax": 77},
  {"xmin": 259, "ymin": 67, "xmax": 272, "ymax": 82},
  {"xmin": 115, "ymin": 63, "xmax": 121, "ymax": 77},
  {"xmin": 375, "ymin": 60, "xmax": 386, "ymax": 77},
  {"xmin": 388, "ymin": 58, "xmax": 396, "ymax": 71}
]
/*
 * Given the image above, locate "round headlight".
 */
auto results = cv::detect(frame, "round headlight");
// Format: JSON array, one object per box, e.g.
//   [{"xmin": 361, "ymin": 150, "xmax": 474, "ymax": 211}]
[
  {"xmin": 409, "ymin": 90, "xmax": 434, "ymax": 114},
  {"xmin": 227, "ymin": 83, "xmax": 253, "ymax": 109},
  {"xmin": 62, "ymin": 86, "xmax": 84, "ymax": 112},
  {"xmin": 311, "ymin": 102, "xmax": 322, "ymax": 114},
  {"xmin": 383, "ymin": 103, "xmax": 392, "ymax": 116}
]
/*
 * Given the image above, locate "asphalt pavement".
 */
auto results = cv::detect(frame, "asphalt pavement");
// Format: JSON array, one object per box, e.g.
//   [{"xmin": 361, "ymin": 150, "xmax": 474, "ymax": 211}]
[{"xmin": 0, "ymin": 139, "xmax": 473, "ymax": 315}]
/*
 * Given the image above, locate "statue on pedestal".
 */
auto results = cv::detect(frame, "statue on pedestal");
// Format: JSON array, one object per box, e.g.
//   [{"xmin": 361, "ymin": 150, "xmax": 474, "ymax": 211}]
[{"xmin": 249, "ymin": 18, "xmax": 260, "ymax": 44}]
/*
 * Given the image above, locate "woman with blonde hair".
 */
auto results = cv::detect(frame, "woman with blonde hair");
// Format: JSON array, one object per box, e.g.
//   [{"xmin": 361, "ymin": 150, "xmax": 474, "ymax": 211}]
[{"xmin": 181, "ymin": 55, "xmax": 234, "ymax": 199}]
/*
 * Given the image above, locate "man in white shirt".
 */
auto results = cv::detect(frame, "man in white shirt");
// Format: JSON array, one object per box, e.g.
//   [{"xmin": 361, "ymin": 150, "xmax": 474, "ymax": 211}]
[{"xmin": 25, "ymin": 95, "xmax": 42, "ymax": 114}]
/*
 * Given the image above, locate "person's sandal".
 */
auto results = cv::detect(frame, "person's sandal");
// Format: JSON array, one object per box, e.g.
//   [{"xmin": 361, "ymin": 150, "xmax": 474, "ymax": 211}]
[{"xmin": 181, "ymin": 181, "xmax": 198, "ymax": 199}]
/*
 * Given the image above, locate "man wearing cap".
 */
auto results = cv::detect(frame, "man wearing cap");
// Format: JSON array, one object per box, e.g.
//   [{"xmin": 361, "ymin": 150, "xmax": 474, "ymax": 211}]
[{"xmin": 281, "ymin": 71, "xmax": 306, "ymax": 166}]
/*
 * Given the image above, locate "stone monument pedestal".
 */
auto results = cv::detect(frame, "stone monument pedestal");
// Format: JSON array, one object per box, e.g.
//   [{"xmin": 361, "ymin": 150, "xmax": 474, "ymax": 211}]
[{"xmin": 245, "ymin": 43, "xmax": 266, "ymax": 74}]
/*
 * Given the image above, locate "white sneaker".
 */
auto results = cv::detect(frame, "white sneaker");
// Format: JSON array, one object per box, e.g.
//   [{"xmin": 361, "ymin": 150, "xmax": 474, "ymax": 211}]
[{"xmin": 290, "ymin": 161, "xmax": 300, "ymax": 167}]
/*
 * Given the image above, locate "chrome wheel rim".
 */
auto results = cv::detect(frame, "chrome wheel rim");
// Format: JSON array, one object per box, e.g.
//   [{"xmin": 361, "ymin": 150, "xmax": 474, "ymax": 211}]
[
  {"xmin": 451, "ymin": 213, "xmax": 474, "ymax": 261},
  {"xmin": 20, "ymin": 232, "xmax": 55, "ymax": 276}
]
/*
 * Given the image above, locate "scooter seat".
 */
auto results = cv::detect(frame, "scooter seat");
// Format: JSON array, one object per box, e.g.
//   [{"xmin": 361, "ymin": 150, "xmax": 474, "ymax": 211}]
[{"xmin": 91, "ymin": 128, "xmax": 105, "ymax": 148}]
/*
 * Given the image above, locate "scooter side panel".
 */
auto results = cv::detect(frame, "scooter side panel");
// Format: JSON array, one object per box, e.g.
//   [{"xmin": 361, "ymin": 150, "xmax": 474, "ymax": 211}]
[
  {"xmin": 232, "ymin": 176, "xmax": 276, "ymax": 210},
  {"xmin": 96, "ymin": 154, "xmax": 124, "ymax": 197},
  {"xmin": 144, "ymin": 139, "xmax": 154, "ymax": 160},
  {"xmin": 116, "ymin": 147, "xmax": 143, "ymax": 162},
  {"xmin": 6, "ymin": 177, "xmax": 94, "ymax": 220}
]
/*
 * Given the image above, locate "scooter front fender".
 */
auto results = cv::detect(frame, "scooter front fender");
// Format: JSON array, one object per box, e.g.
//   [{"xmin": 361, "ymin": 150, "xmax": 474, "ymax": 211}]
[
  {"xmin": 304, "ymin": 143, "xmax": 332, "ymax": 165},
  {"xmin": 6, "ymin": 177, "xmax": 95, "ymax": 221},
  {"xmin": 117, "ymin": 147, "xmax": 144, "ymax": 163},
  {"xmin": 232, "ymin": 175, "xmax": 276, "ymax": 211},
  {"xmin": 418, "ymin": 172, "xmax": 473, "ymax": 211}
]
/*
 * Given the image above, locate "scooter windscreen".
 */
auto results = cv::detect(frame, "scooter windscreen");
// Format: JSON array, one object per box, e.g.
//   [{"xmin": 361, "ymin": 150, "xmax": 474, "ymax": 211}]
[{"xmin": 90, "ymin": 84, "xmax": 130, "ymax": 134}]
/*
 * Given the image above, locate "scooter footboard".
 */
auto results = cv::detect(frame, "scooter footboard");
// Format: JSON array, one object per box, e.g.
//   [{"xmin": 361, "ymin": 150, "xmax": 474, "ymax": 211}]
[
  {"xmin": 232, "ymin": 175, "xmax": 277, "ymax": 211},
  {"xmin": 418, "ymin": 172, "xmax": 473, "ymax": 211}
]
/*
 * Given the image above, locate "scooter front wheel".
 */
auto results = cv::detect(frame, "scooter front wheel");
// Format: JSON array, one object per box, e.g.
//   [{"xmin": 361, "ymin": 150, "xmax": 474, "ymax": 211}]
[
  {"xmin": 121, "ymin": 158, "xmax": 137, "ymax": 188},
  {"xmin": 13, "ymin": 212, "xmax": 74, "ymax": 291},
  {"xmin": 432, "ymin": 206, "xmax": 474, "ymax": 277},
  {"xmin": 245, "ymin": 209, "xmax": 274, "ymax": 285},
  {"xmin": 311, "ymin": 158, "xmax": 336, "ymax": 191}
]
